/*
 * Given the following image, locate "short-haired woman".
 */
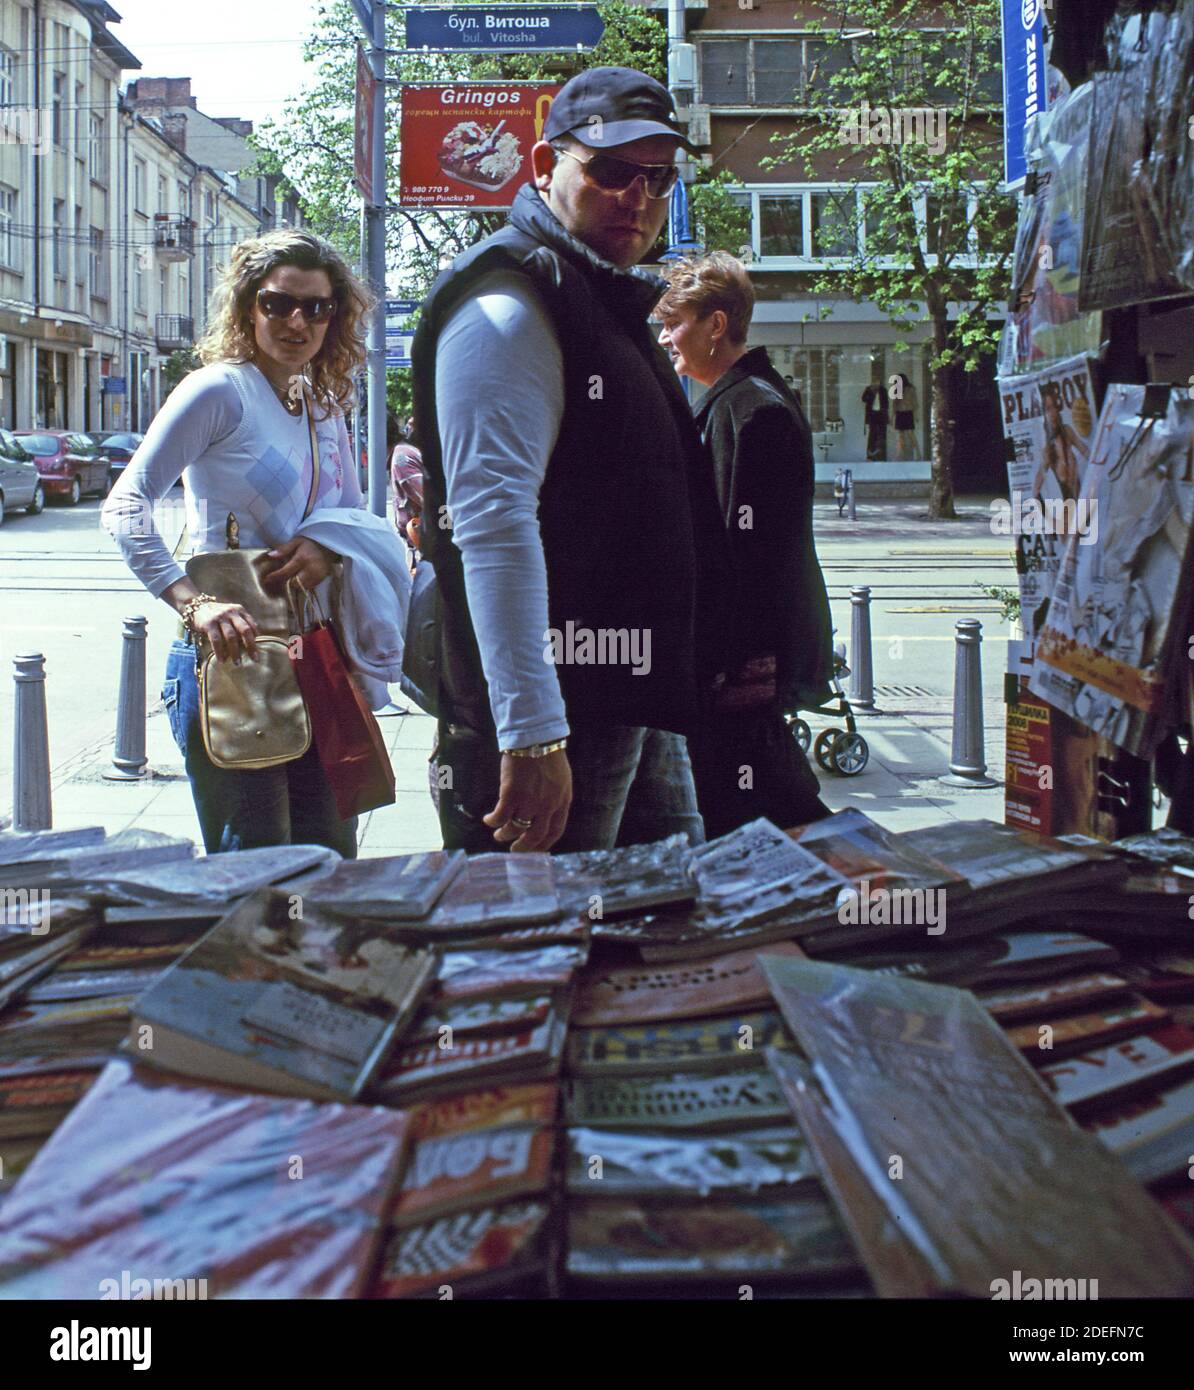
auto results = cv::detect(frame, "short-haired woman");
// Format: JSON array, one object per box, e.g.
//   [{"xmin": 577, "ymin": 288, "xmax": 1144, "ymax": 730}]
[
  {"xmin": 658, "ymin": 251, "xmax": 834, "ymax": 835},
  {"xmin": 102, "ymin": 230, "xmax": 374, "ymax": 856}
]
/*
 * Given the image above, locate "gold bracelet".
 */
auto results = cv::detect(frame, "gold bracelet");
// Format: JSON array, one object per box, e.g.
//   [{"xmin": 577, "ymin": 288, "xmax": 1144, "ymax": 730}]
[
  {"xmin": 501, "ymin": 738, "xmax": 568, "ymax": 759},
  {"xmin": 181, "ymin": 593, "xmax": 219, "ymax": 634}
]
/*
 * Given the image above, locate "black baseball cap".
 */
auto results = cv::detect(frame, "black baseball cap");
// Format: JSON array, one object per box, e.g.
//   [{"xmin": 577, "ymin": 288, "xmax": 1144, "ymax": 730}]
[{"xmin": 543, "ymin": 66, "xmax": 697, "ymax": 151}]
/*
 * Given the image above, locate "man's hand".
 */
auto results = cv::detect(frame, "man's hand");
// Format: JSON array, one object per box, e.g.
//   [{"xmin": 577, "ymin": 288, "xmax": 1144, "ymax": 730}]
[
  {"xmin": 263, "ymin": 537, "xmax": 337, "ymax": 591},
  {"xmin": 484, "ymin": 749, "xmax": 572, "ymax": 852}
]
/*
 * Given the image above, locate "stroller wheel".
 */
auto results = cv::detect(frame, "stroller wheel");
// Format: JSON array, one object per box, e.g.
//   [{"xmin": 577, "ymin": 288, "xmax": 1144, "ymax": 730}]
[
  {"xmin": 832, "ymin": 732, "xmax": 870, "ymax": 776},
  {"xmin": 788, "ymin": 718, "xmax": 812, "ymax": 753},
  {"xmin": 814, "ymin": 729, "xmax": 840, "ymax": 773}
]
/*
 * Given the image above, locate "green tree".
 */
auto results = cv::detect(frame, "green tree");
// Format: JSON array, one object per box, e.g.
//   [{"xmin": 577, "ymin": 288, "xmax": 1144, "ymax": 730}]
[
  {"xmin": 249, "ymin": 1, "xmax": 665, "ymax": 414},
  {"xmin": 689, "ymin": 170, "xmax": 751, "ymax": 256},
  {"xmin": 764, "ymin": 0, "xmax": 1014, "ymax": 518},
  {"xmin": 250, "ymin": 0, "xmax": 666, "ymax": 297},
  {"xmin": 162, "ymin": 348, "xmax": 201, "ymax": 397}
]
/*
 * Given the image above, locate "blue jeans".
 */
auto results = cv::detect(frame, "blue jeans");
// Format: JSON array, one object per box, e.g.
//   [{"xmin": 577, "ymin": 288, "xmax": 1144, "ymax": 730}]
[
  {"xmin": 163, "ymin": 638, "xmax": 358, "ymax": 858},
  {"xmin": 435, "ymin": 719, "xmax": 705, "ymax": 853}
]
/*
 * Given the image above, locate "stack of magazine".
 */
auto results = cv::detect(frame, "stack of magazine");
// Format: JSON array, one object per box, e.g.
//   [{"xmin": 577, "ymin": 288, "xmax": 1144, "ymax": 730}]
[{"xmin": 3, "ymin": 815, "xmax": 1194, "ymax": 1296}]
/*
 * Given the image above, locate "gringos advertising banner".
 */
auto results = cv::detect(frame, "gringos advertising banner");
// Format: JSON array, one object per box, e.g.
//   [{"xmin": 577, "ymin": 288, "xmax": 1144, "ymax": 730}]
[{"xmin": 399, "ymin": 83, "xmax": 559, "ymax": 209}]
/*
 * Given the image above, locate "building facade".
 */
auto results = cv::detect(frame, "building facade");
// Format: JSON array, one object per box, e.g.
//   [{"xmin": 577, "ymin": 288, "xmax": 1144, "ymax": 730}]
[
  {"xmin": 660, "ymin": 0, "xmax": 1008, "ymax": 487},
  {"xmin": 0, "ymin": 1, "xmax": 301, "ymax": 434}
]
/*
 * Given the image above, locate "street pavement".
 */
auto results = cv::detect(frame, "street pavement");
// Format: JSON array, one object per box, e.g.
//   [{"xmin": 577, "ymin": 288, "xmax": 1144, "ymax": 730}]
[{"xmin": 2, "ymin": 490, "xmax": 1018, "ymax": 852}]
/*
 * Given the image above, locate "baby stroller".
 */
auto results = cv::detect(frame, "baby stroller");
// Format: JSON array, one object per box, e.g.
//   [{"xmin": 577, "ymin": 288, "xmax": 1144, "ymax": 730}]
[{"xmin": 784, "ymin": 637, "xmax": 870, "ymax": 777}]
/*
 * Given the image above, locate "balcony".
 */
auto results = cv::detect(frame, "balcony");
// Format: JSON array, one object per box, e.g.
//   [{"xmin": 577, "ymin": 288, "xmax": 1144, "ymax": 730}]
[
  {"xmin": 155, "ymin": 314, "xmax": 194, "ymax": 351},
  {"xmin": 154, "ymin": 215, "xmax": 195, "ymax": 261}
]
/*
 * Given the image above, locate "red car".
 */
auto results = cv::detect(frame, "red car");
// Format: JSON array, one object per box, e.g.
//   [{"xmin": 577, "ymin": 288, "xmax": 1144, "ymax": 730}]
[{"xmin": 14, "ymin": 431, "xmax": 109, "ymax": 504}]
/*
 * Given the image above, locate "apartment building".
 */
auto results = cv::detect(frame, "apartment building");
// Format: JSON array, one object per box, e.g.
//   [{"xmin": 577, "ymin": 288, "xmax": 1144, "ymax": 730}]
[
  {"xmin": 665, "ymin": 0, "xmax": 1007, "ymax": 484},
  {"xmin": 0, "ymin": 1, "xmax": 301, "ymax": 434}
]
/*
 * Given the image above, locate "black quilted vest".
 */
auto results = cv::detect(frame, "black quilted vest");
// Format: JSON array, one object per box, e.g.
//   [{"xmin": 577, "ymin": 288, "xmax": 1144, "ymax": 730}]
[{"xmin": 412, "ymin": 183, "xmax": 729, "ymax": 738}]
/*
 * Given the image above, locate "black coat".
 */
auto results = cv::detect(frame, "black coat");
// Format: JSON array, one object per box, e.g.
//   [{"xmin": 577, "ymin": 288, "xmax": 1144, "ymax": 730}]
[{"xmin": 694, "ymin": 347, "xmax": 835, "ymax": 708}]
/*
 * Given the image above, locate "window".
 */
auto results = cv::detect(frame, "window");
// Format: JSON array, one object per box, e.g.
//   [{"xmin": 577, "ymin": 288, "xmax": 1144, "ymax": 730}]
[
  {"xmin": 157, "ymin": 174, "xmax": 168, "ymax": 215},
  {"xmin": 758, "ymin": 194, "xmax": 805, "ymax": 258},
  {"xmin": 177, "ymin": 181, "xmax": 189, "ymax": 219},
  {"xmin": 701, "ymin": 36, "xmax": 857, "ymax": 107},
  {"xmin": 134, "ymin": 159, "xmax": 146, "ymax": 212},
  {"xmin": 701, "ymin": 39, "xmax": 749, "ymax": 104},
  {"xmin": 52, "ymin": 200, "xmax": 65, "ymax": 278},
  {"xmin": 204, "ymin": 189, "xmax": 215, "ymax": 224},
  {"xmin": 811, "ymin": 191, "xmax": 855, "ymax": 258},
  {"xmin": 0, "ymin": 46, "xmax": 14, "ymax": 110},
  {"xmin": 74, "ymin": 82, "xmax": 84, "ymax": 152},
  {"xmin": 0, "ymin": 185, "xmax": 17, "ymax": 270},
  {"xmin": 753, "ymin": 40, "xmax": 803, "ymax": 106},
  {"xmin": 924, "ymin": 34, "xmax": 1004, "ymax": 106},
  {"xmin": 159, "ymin": 265, "xmax": 168, "ymax": 312},
  {"xmin": 90, "ymin": 228, "xmax": 107, "ymax": 301},
  {"xmin": 803, "ymin": 38, "xmax": 854, "ymax": 105},
  {"xmin": 89, "ymin": 114, "xmax": 104, "ymax": 181},
  {"xmin": 51, "ymin": 72, "xmax": 66, "ymax": 146},
  {"xmin": 863, "ymin": 193, "xmax": 913, "ymax": 259},
  {"xmin": 135, "ymin": 250, "xmax": 146, "ymax": 312},
  {"xmin": 925, "ymin": 191, "xmax": 970, "ymax": 256},
  {"xmin": 75, "ymin": 206, "xmax": 84, "ymax": 285}
]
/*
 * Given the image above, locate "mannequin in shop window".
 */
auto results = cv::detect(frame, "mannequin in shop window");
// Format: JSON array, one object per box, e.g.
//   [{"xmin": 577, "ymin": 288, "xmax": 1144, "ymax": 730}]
[
  {"xmin": 860, "ymin": 376, "xmax": 888, "ymax": 460},
  {"xmin": 891, "ymin": 373, "xmax": 918, "ymax": 460}
]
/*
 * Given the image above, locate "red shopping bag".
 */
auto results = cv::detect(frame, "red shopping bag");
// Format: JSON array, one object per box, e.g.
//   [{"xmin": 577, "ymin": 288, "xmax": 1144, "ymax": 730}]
[{"xmin": 289, "ymin": 605, "xmax": 396, "ymax": 821}]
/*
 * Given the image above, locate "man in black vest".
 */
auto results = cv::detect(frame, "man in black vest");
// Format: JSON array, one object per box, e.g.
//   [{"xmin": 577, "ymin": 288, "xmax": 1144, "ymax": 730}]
[{"xmin": 412, "ymin": 67, "xmax": 729, "ymax": 853}]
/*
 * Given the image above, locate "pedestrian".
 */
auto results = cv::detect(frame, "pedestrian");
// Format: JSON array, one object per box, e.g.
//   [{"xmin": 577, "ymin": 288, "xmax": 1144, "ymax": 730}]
[
  {"xmin": 101, "ymin": 229, "xmax": 383, "ymax": 857},
  {"xmin": 657, "ymin": 251, "xmax": 834, "ymax": 835},
  {"xmin": 389, "ymin": 419, "xmax": 424, "ymax": 563},
  {"xmin": 411, "ymin": 66, "xmax": 730, "ymax": 854}
]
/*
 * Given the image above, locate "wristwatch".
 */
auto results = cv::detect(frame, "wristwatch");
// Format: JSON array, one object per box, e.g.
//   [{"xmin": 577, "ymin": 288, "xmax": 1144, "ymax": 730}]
[{"xmin": 501, "ymin": 738, "xmax": 568, "ymax": 759}]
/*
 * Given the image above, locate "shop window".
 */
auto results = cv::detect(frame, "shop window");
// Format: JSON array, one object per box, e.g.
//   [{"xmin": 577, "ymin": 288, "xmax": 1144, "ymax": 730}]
[{"xmin": 791, "ymin": 348, "xmax": 841, "ymax": 433}]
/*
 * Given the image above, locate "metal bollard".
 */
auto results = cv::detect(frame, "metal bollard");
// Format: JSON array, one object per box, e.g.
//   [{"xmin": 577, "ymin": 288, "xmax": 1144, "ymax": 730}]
[
  {"xmin": 13, "ymin": 653, "xmax": 52, "ymax": 831},
  {"xmin": 941, "ymin": 618, "xmax": 998, "ymax": 788},
  {"xmin": 848, "ymin": 585, "xmax": 877, "ymax": 713},
  {"xmin": 847, "ymin": 469, "xmax": 857, "ymax": 521},
  {"xmin": 104, "ymin": 616, "xmax": 148, "ymax": 781}
]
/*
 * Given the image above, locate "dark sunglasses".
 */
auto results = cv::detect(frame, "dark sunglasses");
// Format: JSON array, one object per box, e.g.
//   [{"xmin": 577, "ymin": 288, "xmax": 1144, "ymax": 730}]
[
  {"xmin": 256, "ymin": 289, "xmax": 338, "ymax": 324},
  {"xmin": 551, "ymin": 145, "xmax": 679, "ymax": 199}
]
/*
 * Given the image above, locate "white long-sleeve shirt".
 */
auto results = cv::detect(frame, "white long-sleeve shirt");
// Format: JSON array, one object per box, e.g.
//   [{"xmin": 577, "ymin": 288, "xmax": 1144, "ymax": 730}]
[
  {"xmin": 101, "ymin": 360, "xmax": 362, "ymax": 597},
  {"xmin": 435, "ymin": 269, "xmax": 568, "ymax": 748}
]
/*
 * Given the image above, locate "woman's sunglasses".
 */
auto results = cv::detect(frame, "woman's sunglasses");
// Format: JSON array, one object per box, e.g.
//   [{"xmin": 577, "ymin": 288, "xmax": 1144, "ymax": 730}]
[
  {"xmin": 551, "ymin": 146, "xmax": 679, "ymax": 200},
  {"xmin": 256, "ymin": 289, "xmax": 338, "ymax": 324}
]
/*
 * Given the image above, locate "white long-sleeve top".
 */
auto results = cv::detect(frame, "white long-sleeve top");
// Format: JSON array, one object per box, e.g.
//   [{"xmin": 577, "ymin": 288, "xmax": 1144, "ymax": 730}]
[{"xmin": 101, "ymin": 360, "xmax": 362, "ymax": 597}]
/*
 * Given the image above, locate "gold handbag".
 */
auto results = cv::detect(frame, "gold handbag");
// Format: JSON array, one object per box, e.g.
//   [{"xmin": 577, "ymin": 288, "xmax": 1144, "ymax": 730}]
[{"xmin": 185, "ymin": 395, "xmax": 321, "ymax": 771}]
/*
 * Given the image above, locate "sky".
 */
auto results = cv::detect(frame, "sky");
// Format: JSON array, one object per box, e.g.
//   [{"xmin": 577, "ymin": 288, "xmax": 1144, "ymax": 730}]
[{"xmin": 108, "ymin": 0, "xmax": 334, "ymax": 127}]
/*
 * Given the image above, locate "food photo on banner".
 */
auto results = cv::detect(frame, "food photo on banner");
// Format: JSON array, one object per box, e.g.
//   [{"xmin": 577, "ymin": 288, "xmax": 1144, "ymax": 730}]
[{"xmin": 399, "ymin": 83, "xmax": 561, "ymax": 209}]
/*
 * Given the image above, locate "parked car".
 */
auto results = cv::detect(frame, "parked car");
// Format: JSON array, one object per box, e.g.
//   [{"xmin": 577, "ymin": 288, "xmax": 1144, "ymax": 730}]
[
  {"xmin": 87, "ymin": 431, "xmax": 145, "ymax": 487},
  {"xmin": 0, "ymin": 429, "xmax": 45, "ymax": 525},
  {"xmin": 14, "ymin": 431, "xmax": 108, "ymax": 505}
]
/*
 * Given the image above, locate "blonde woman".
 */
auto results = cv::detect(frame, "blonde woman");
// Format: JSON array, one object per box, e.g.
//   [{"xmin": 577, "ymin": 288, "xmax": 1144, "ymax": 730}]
[
  {"xmin": 102, "ymin": 230, "xmax": 374, "ymax": 856},
  {"xmin": 657, "ymin": 252, "xmax": 833, "ymax": 834}
]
